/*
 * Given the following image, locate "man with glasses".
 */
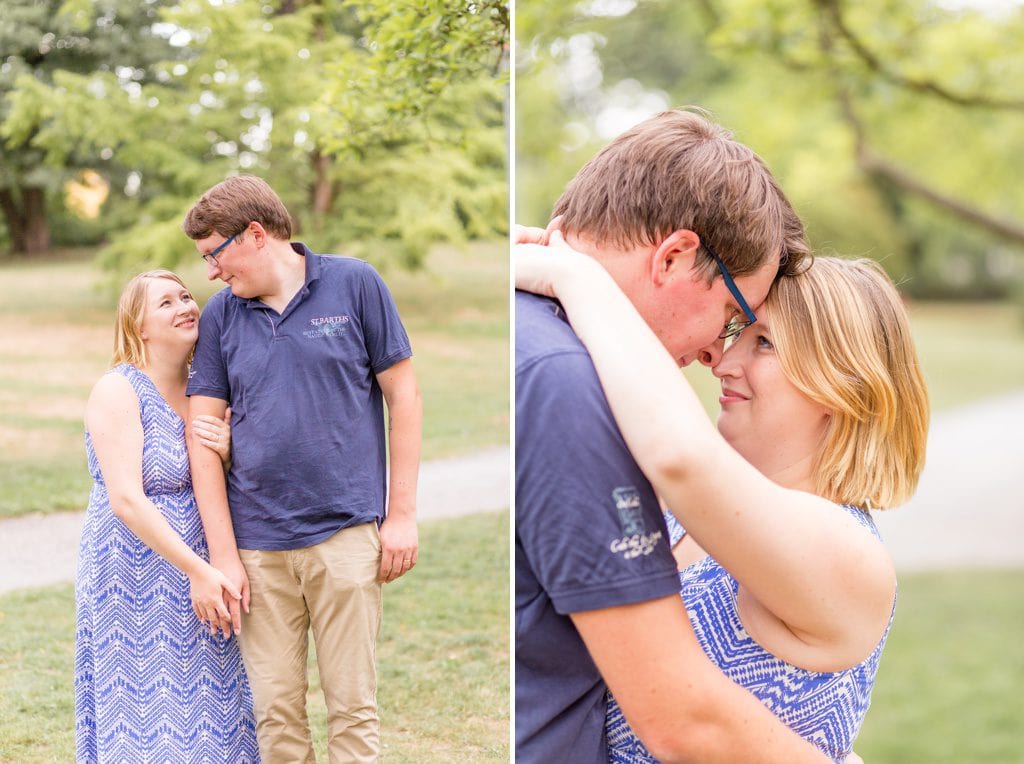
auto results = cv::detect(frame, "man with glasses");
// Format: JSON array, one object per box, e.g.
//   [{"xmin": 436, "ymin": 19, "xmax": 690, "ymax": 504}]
[
  {"xmin": 515, "ymin": 108, "xmax": 825, "ymax": 762},
  {"xmin": 184, "ymin": 175, "xmax": 421, "ymax": 764}
]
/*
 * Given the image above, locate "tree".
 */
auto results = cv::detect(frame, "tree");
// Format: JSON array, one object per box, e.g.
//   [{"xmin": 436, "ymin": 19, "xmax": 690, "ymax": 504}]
[
  {"xmin": 2, "ymin": 0, "xmax": 509, "ymax": 272},
  {"xmin": 0, "ymin": 0, "xmax": 183, "ymax": 254},
  {"xmin": 516, "ymin": 0, "xmax": 1024, "ymax": 297}
]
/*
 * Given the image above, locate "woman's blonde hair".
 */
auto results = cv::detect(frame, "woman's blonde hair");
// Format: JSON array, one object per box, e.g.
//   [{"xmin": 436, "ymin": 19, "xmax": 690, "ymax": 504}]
[
  {"xmin": 111, "ymin": 270, "xmax": 190, "ymax": 368},
  {"xmin": 766, "ymin": 257, "xmax": 929, "ymax": 508}
]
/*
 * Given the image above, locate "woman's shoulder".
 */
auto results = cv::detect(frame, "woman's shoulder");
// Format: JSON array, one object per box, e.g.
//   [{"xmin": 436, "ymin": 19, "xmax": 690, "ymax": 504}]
[{"xmin": 87, "ymin": 367, "xmax": 141, "ymax": 416}]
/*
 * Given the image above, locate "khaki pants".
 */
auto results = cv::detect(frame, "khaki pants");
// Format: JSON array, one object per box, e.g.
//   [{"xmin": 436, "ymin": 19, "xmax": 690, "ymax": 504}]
[{"xmin": 238, "ymin": 522, "xmax": 383, "ymax": 764}]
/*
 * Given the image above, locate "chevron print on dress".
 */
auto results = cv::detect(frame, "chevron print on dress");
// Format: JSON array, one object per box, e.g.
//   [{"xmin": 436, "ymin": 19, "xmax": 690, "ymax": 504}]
[
  {"xmin": 606, "ymin": 506, "xmax": 893, "ymax": 764},
  {"xmin": 74, "ymin": 364, "xmax": 258, "ymax": 763}
]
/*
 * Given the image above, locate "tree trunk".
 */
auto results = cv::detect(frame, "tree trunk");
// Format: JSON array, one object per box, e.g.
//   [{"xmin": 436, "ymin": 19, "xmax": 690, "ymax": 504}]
[
  {"xmin": 311, "ymin": 149, "xmax": 335, "ymax": 218},
  {"xmin": 22, "ymin": 187, "xmax": 50, "ymax": 253},
  {"xmin": 0, "ymin": 189, "xmax": 27, "ymax": 253},
  {"xmin": 0, "ymin": 185, "xmax": 50, "ymax": 254}
]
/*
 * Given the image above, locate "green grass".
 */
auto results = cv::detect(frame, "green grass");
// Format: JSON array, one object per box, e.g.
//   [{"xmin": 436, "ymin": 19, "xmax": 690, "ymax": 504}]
[
  {"xmin": 0, "ymin": 510, "xmax": 509, "ymax": 763},
  {"xmin": 0, "ymin": 242, "xmax": 508, "ymax": 517},
  {"xmin": 855, "ymin": 569, "xmax": 1024, "ymax": 763},
  {"xmin": 904, "ymin": 301, "xmax": 1024, "ymax": 411}
]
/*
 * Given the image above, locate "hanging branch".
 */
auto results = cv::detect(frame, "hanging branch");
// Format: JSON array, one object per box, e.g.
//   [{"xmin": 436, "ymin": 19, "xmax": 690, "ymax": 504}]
[
  {"xmin": 816, "ymin": 0, "xmax": 1024, "ymax": 111},
  {"xmin": 836, "ymin": 90, "xmax": 1024, "ymax": 244},
  {"xmin": 809, "ymin": 4, "xmax": 1024, "ymax": 245}
]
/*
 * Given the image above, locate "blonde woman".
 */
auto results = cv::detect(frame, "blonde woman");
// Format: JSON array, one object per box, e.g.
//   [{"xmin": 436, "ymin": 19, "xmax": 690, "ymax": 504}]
[
  {"xmin": 75, "ymin": 271, "xmax": 257, "ymax": 762},
  {"xmin": 515, "ymin": 240, "xmax": 928, "ymax": 763}
]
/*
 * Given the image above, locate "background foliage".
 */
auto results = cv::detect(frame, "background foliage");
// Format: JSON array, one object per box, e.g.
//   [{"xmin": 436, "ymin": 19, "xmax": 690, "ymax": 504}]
[
  {"xmin": 516, "ymin": 0, "xmax": 1024, "ymax": 301},
  {"xmin": 1, "ymin": 0, "xmax": 509, "ymax": 272}
]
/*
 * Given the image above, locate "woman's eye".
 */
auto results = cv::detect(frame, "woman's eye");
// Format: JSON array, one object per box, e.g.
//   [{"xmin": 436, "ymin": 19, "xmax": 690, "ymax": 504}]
[{"xmin": 756, "ymin": 335, "xmax": 774, "ymax": 350}]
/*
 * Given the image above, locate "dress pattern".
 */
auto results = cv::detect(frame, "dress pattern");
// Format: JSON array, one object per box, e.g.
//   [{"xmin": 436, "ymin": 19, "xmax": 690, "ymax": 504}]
[
  {"xmin": 75, "ymin": 364, "xmax": 258, "ymax": 763},
  {"xmin": 607, "ymin": 506, "xmax": 893, "ymax": 764}
]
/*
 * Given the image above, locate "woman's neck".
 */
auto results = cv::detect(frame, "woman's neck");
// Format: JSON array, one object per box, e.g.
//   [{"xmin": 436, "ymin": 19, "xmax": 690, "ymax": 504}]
[
  {"xmin": 137, "ymin": 348, "xmax": 190, "ymax": 391},
  {"xmin": 757, "ymin": 451, "xmax": 819, "ymax": 495}
]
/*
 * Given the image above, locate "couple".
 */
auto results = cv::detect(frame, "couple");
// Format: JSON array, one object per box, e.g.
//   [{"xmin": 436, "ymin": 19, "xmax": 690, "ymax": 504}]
[
  {"xmin": 74, "ymin": 176, "xmax": 422, "ymax": 763},
  {"xmin": 515, "ymin": 109, "xmax": 929, "ymax": 762}
]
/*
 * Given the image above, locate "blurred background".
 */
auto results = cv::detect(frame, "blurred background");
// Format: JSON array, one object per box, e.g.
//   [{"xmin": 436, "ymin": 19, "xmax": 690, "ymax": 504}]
[
  {"xmin": 0, "ymin": 1, "xmax": 509, "ymax": 761},
  {"xmin": 517, "ymin": 0, "xmax": 1023, "ymax": 761}
]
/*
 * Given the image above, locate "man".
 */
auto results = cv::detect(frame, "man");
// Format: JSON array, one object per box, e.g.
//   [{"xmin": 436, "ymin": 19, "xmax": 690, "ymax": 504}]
[
  {"xmin": 516, "ymin": 108, "xmax": 828, "ymax": 762},
  {"xmin": 184, "ymin": 175, "xmax": 421, "ymax": 763}
]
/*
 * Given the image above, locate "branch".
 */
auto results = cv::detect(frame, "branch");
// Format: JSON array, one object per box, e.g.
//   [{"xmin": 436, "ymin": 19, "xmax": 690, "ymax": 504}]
[
  {"xmin": 816, "ymin": 0, "xmax": 1024, "ymax": 111},
  {"xmin": 837, "ymin": 91, "xmax": 1024, "ymax": 244}
]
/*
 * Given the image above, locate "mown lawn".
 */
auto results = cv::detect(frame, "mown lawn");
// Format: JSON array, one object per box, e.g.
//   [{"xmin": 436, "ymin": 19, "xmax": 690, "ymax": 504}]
[{"xmin": 0, "ymin": 510, "xmax": 510, "ymax": 763}]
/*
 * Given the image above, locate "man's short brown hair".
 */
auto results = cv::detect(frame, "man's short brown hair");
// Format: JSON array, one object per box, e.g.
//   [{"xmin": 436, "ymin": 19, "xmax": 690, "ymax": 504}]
[
  {"xmin": 552, "ymin": 108, "xmax": 808, "ymax": 280},
  {"xmin": 183, "ymin": 175, "xmax": 293, "ymax": 241}
]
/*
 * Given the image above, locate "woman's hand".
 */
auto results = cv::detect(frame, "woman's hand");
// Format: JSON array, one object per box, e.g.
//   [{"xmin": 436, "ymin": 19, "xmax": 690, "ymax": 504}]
[
  {"xmin": 191, "ymin": 407, "xmax": 232, "ymax": 467},
  {"xmin": 514, "ymin": 229, "xmax": 597, "ymax": 299},
  {"xmin": 189, "ymin": 562, "xmax": 243, "ymax": 637}
]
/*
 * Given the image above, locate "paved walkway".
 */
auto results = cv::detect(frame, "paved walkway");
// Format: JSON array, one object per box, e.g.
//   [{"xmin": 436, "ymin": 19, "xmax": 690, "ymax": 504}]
[
  {"xmin": 1, "ymin": 388, "xmax": 1022, "ymax": 595},
  {"xmin": 0, "ymin": 445, "xmax": 509, "ymax": 595},
  {"xmin": 872, "ymin": 389, "xmax": 1024, "ymax": 571}
]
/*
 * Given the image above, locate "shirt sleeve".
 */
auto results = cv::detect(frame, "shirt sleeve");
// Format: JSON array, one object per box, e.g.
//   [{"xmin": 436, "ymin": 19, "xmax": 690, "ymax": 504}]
[
  {"xmin": 357, "ymin": 262, "xmax": 412, "ymax": 374},
  {"xmin": 186, "ymin": 290, "xmax": 230, "ymax": 401},
  {"xmin": 516, "ymin": 348, "xmax": 680, "ymax": 615}
]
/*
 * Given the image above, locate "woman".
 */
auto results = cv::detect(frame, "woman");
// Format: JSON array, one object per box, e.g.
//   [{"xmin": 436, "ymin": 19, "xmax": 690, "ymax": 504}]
[
  {"xmin": 75, "ymin": 270, "xmax": 258, "ymax": 762},
  {"xmin": 515, "ymin": 238, "xmax": 929, "ymax": 763}
]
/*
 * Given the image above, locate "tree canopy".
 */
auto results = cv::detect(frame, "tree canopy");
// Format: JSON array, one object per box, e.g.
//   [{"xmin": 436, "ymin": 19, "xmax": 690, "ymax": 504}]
[
  {"xmin": 0, "ymin": 0, "xmax": 509, "ymax": 272},
  {"xmin": 516, "ymin": 0, "xmax": 1024, "ymax": 298}
]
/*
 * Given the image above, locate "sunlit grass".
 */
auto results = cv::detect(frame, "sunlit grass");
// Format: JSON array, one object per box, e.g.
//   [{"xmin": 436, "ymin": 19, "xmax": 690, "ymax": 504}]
[
  {"xmin": 0, "ymin": 510, "xmax": 510, "ymax": 763},
  {"xmin": 856, "ymin": 569, "xmax": 1024, "ymax": 763}
]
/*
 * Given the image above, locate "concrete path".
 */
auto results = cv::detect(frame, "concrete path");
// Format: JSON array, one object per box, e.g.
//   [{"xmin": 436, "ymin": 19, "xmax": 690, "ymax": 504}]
[
  {"xmin": 1, "ymin": 388, "xmax": 1022, "ymax": 595},
  {"xmin": 873, "ymin": 389, "xmax": 1024, "ymax": 571},
  {"xmin": 0, "ymin": 445, "xmax": 509, "ymax": 595}
]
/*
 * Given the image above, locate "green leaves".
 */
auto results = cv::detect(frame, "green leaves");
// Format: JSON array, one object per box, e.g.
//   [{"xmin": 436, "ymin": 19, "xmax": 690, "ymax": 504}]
[{"xmin": 0, "ymin": 0, "xmax": 508, "ymax": 266}]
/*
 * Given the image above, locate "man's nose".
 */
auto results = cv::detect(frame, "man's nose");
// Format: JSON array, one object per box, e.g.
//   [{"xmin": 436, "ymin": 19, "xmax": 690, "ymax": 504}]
[{"xmin": 697, "ymin": 337, "xmax": 725, "ymax": 368}]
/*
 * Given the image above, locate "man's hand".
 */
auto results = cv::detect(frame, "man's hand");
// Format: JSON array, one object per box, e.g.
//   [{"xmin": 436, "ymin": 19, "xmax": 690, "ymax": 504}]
[{"xmin": 378, "ymin": 513, "xmax": 418, "ymax": 583}]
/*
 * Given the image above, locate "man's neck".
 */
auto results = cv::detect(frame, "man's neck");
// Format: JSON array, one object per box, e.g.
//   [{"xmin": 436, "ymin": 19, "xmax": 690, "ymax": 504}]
[
  {"xmin": 564, "ymin": 231, "xmax": 650, "ymax": 303},
  {"xmin": 256, "ymin": 240, "xmax": 307, "ymax": 313}
]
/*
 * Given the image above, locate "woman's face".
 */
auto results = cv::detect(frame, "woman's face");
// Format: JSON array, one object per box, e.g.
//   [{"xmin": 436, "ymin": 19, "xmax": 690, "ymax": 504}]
[
  {"xmin": 139, "ymin": 278, "xmax": 200, "ymax": 349},
  {"xmin": 712, "ymin": 307, "xmax": 831, "ymax": 479}
]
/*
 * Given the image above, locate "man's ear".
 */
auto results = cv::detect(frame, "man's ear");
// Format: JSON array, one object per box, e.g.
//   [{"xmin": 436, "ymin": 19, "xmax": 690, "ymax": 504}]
[
  {"xmin": 649, "ymin": 229, "xmax": 700, "ymax": 286},
  {"xmin": 247, "ymin": 221, "xmax": 268, "ymax": 248}
]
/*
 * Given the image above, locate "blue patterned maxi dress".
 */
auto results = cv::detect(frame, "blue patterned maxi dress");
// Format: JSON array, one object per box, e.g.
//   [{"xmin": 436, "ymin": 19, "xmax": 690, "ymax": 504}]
[
  {"xmin": 74, "ymin": 364, "xmax": 258, "ymax": 763},
  {"xmin": 607, "ymin": 506, "xmax": 894, "ymax": 764}
]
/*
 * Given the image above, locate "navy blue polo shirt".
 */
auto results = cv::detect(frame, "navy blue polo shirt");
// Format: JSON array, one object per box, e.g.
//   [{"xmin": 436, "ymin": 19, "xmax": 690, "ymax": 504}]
[
  {"xmin": 187, "ymin": 243, "xmax": 411, "ymax": 550},
  {"xmin": 515, "ymin": 291, "xmax": 680, "ymax": 763}
]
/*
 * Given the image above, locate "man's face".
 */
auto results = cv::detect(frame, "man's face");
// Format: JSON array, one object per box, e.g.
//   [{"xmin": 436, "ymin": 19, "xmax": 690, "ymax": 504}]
[
  {"xmin": 644, "ymin": 257, "xmax": 778, "ymax": 368},
  {"xmin": 195, "ymin": 230, "xmax": 260, "ymax": 298}
]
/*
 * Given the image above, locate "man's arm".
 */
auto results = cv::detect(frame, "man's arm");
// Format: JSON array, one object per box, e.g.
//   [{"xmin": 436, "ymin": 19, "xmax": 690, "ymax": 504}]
[
  {"xmin": 573, "ymin": 596, "xmax": 830, "ymax": 763},
  {"xmin": 187, "ymin": 394, "xmax": 248, "ymax": 634},
  {"xmin": 375, "ymin": 358, "xmax": 422, "ymax": 583}
]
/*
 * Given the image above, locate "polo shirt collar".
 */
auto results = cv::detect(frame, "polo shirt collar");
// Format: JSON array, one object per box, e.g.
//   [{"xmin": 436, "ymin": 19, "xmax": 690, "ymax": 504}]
[{"xmin": 239, "ymin": 240, "xmax": 320, "ymax": 311}]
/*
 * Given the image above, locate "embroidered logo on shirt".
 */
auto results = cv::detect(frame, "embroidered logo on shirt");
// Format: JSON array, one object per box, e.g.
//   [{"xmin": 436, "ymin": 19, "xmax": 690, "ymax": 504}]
[
  {"xmin": 303, "ymin": 314, "xmax": 350, "ymax": 339},
  {"xmin": 608, "ymin": 485, "xmax": 662, "ymax": 560}
]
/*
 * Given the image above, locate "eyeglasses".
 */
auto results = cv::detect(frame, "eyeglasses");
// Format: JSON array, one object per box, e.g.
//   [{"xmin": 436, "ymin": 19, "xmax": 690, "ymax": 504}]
[
  {"xmin": 703, "ymin": 240, "xmax": 757, "ymax": 340},
  {"xmin": 200, "ymin": 232, "xmax": 238, "ymax": 266}
]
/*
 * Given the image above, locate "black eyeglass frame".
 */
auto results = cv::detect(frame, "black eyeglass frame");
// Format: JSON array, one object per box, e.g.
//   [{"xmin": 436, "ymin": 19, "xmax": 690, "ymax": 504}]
[
  {"xmin": 200, "ymin": 232, "xmax": 239, "ymax": 266},
  {"xmin": 703, "ymin": 240, "xmax": 758, "ymax": 340}
]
